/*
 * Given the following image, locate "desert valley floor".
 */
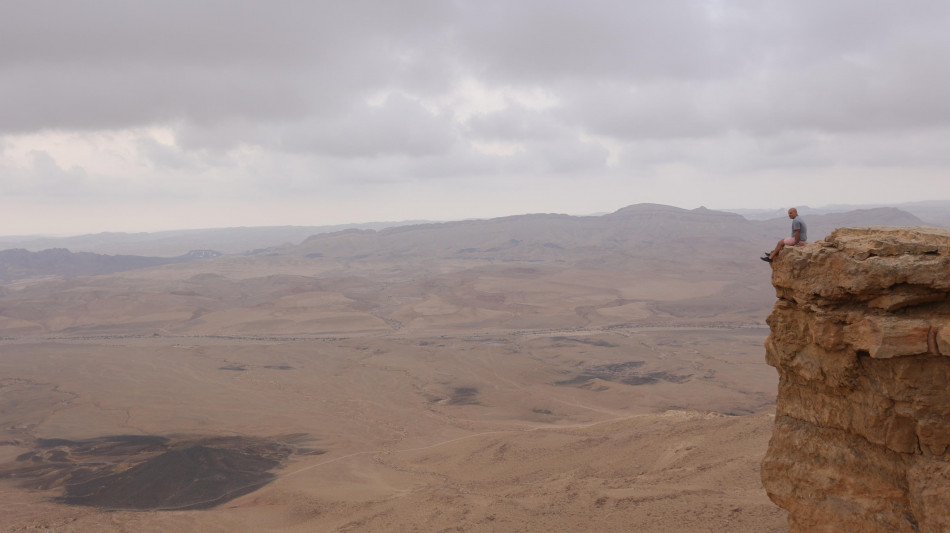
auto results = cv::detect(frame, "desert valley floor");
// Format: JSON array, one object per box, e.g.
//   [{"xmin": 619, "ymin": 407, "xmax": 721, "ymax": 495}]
[{"xmin": 0, "ymin": 218, "xmax": 789, "ymax": 531}]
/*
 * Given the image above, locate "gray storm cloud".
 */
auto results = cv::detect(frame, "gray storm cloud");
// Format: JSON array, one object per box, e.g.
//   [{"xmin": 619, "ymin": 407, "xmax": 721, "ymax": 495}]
[{"xmin": 4, "ymin": 1, "xmax": 948, "ymax": 138}]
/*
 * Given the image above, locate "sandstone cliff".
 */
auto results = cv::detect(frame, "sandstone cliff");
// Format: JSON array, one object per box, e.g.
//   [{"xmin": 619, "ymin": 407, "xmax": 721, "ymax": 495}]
[{"xmin": 762, "ymin": 226, "xmax": 950, "ymax": 532}]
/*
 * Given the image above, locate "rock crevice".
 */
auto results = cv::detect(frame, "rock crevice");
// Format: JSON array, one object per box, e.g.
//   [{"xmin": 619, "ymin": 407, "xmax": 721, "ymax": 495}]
[{"xmin": 762, "ymin": 226, "xmax": 950, "ymax": 532}]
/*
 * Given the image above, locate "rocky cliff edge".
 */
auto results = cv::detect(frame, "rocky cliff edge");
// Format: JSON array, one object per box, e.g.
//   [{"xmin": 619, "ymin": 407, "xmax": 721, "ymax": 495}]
[{"xmin": 762, "ymin": 226, "xmax": 950, "ymax": 532}]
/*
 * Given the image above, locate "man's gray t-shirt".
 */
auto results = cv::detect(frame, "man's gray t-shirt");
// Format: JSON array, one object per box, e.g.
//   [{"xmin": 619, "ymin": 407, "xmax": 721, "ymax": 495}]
[{"xmin": 792, "ymin": 218, "xmax": 807, "ymax": 241}]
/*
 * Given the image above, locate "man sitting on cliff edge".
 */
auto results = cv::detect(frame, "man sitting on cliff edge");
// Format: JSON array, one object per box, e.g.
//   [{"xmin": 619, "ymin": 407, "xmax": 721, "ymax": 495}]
[{"xmin": 762, "ymin": 208, "xmax": 807, "ymax": 263}]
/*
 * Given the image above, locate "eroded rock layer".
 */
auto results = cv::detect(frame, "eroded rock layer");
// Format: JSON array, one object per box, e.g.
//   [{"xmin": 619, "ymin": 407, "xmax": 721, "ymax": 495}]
[{"xmin": 762, "ymin": 226, "xmax": 950, "ymax": 533}]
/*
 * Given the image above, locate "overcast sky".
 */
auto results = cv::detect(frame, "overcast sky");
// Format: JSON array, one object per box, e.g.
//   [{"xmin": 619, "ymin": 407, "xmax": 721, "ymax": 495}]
[{"xmin": 2, "ymin": 1, "xmax": 950, "ymax": 234}]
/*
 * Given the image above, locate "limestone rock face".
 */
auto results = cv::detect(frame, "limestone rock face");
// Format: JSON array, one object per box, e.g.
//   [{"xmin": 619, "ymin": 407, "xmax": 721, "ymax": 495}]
[{"xmin": 762, "ymin": 226, "xmax": 950, "ymax": 533}]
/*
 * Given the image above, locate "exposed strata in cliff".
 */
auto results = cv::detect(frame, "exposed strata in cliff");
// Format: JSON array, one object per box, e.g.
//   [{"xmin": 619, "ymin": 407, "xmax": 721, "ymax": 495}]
[{"xmin": 762, "ymin": 226, "xmax": 950, "ymax": 533}]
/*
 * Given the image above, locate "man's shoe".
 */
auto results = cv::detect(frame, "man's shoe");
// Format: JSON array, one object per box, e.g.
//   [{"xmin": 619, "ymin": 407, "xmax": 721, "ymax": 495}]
[{"xmin": 760, "ymin": 255, "xmax": 773, "ymax": 263}]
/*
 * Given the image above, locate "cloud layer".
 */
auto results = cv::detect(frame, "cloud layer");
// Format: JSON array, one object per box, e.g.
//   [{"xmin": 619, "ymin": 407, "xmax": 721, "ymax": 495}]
[{"xmin": 2, "ymin": 0, "xmax": 949, "ymax": 233}]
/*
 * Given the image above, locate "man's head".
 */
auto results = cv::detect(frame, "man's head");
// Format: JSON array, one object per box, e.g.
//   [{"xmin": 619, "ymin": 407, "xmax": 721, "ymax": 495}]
[{"xmin": 788, "ymin": 208, "xmax": 798, "ymax": 219}]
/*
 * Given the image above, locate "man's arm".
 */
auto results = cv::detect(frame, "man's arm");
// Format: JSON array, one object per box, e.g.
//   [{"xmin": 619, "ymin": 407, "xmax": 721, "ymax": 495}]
[{"xmin": 793, "ymin": 229, "xmax": 801, "ymax": 244}]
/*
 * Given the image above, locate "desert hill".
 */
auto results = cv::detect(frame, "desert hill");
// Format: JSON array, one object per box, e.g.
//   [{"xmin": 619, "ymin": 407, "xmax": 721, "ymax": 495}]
[
  {"xmin": 0, "ymin": 202, "xmax": 925, "ymax": 265},
  {"xmin": 292, "ymin": 203, "xmax": 922, "ymax": 267},
  {"xmin": 0, "ymin": 204, "xmax": 927, "ymax": 338},
  {"xmin": 294, "ymin": 203, "xmax": 755, "ymax": 259},
  {"xmin": 0, "ymin": 205, "xmax": 774, "ymax": 337}
]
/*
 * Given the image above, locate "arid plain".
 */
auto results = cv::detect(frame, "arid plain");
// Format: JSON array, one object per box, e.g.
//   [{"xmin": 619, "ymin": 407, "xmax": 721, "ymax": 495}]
[{"xmin": 5, "ymin": 204, "xmax": 898, "ymax": 532}]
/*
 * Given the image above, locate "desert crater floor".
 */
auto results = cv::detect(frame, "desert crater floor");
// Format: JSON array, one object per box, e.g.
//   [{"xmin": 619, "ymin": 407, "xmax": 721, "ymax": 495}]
[{"xmin": 0, "ymin": 257, "xmax": 786, "ymax": 531}]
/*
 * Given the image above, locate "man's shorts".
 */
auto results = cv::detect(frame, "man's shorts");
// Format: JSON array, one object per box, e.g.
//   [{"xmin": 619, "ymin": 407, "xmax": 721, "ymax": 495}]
[{"xmin": 783, "ymin": 238, "xmax": 806, "ymax": 245}]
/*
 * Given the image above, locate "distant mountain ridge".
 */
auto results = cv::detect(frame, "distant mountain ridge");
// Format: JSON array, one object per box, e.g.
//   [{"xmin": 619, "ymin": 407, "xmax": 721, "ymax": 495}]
[
  {"xmin": 0, "ymin": 204, "xmax": 930, "ymax": 285},
  {"xmin": 725, "ymin": 200, "xmax": 950, "ymax": 227},
  {"xmin": 0, "ymin": 221, "xmax": 428, "ymax": 257},
  {"xmin": 0, "ymin": 248, "xmax": 220, "ymax": 283},
  {"xmin": 290, "ymin": 204, "xmax": 925, "ymax": 268},
  {"xmin": 3, "ymin": 201, "xmax": 946, "ymax": 259}
]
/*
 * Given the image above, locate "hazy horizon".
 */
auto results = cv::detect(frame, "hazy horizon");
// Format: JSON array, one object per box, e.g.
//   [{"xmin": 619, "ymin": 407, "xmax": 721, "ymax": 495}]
[{"xmin": 0, "ymin": 199, "xmax": 942, "ymax": 239}]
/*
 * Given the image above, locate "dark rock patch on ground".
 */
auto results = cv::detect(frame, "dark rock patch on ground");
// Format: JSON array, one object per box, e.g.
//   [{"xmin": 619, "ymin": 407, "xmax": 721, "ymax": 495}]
[
  {"xmin": 555, "ymin": 361, "xmax": 692, "ymax": 387},
  {"xmin": 550, "ymin": 336, "xmax": 619, "ymax": 348},
  {"xmin": 59, "ymin": 445, "xmax": 278, "ymax": 510},
  {"xmin": 0, "ymin": 434, "xmax": 303, "ymax": 510},
  {"xmin": 448, "ymin": 387, "xmax": 480, "ymax": 405}
]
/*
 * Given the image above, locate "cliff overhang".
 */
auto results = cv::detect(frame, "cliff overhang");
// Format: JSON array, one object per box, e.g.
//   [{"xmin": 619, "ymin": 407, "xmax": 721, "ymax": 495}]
[{"xmin": 762, "ymin": 226, "xmax": 950, "ymax": 532}]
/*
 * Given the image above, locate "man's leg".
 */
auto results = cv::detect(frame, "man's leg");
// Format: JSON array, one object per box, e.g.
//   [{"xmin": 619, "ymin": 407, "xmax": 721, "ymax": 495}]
[{"xmin": 769, "ymin": 239, "xmax": 786, "ymax": 260}]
